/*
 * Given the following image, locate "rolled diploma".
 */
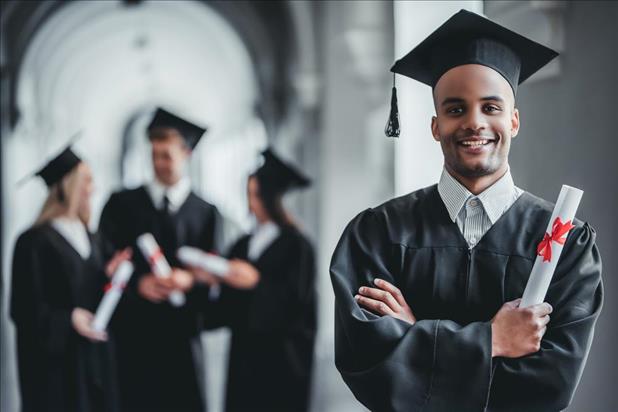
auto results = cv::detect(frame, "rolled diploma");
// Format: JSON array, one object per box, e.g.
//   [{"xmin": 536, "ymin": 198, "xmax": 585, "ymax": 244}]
[
  {"xmin": 92, "ymin": 260, "xmax": 134, "ymax": 332},
  {"xmin": 136, "ymin": 233, "xmax": 186, "ymax": 307},
  {"xmin": 520, "ymin": 185, "xmax": 583, "ymax": 308},
  {"xmin": 177, "ymin": 246, "xmax": 230, "ymax": 277}
]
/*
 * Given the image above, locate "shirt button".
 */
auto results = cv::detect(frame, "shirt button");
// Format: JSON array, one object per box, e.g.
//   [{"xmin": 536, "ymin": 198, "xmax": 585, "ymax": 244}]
[
  {"xmin": 469, "ymin": 199, "xmax": 478, "ymax": 207},
  {"xmin": 470, "ymin": 236, "xmax": 477, "ymax": 244}
]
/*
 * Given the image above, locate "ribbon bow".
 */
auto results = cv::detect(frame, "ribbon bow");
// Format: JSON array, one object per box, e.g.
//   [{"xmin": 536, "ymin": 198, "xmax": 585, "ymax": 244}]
[
  {"xmin": 103, "ymin": 281, "xmax": 127, "ymax": 293},
  {"xmin": 537, "ymin": 217, "xmax": 575, "ymax": 262},
  {"xmin": 148, "ymin": 248, "xmax": 165, "ymax": 267}
]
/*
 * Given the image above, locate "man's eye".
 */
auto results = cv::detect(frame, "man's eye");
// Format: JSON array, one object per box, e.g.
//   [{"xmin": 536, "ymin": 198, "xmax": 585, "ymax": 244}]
[
  {"xmin": 447, "ymin": 107, "xmax": 463, "ymax": 114},
  {"xmin": 484, "ymin": 105, "xmax": 501, "ymax": 113}
]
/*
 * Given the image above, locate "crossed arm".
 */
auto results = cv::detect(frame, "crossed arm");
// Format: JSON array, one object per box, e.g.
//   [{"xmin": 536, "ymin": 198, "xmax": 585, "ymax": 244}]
[{"xmin": 356, "ymin": 278, "xmax": 553, "ymax": 359}]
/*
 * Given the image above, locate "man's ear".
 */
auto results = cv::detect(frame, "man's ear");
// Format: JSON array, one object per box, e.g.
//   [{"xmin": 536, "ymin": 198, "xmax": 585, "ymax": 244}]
[
  {"xmin": 431, "ymin": 116, "xmax": 440, "ymax": 142},
  {"xmin": 511, "ymin": 107, "xmax": 520, "ymax": 138}
]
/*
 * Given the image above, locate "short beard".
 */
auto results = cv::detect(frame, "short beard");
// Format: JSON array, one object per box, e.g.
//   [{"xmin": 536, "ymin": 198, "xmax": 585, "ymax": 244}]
[{"xmin": 449, "ymin": 160, "xmax": 498, "ymax": 178}]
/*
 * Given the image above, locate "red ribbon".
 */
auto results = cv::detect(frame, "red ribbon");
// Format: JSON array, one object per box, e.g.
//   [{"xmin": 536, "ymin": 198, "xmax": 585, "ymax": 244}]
[
  {"xmin": 537, "ymin": 217, "xmax": 575, "ymax": 262},
  {"xmin": 103, "ymin": 282, "xmax": 127, "ymax": 293},
  {"xmin": 148, "ymin": 248, "xmax": 164, "ymax": 267}
]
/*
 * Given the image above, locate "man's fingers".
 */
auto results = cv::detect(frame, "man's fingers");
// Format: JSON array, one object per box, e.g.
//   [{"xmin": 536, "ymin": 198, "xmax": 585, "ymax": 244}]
[
  {"xmin": 542, "ymin": 302, "xmax": 553, "ymax": 315},
  {"xmin": 539, "ymin": 326, "xmax": 547, "ymax": 339},
  {"xmin": 155, "ymin": 278, "xmax": 176, "ymax": 291},
  {"xmin": 540, "ymin": 315, "xmax": 551, "ymax": 327},
  {"xmin": 530, "ymin": 302, "xmax": 553, "ymax": 317},
  {"xmin": 145, "ymin": 285, "xmax": 168, "ymax": 302},
  {"xmin": 373, "ymin": 278, "xmax": 407, "ymax": 307},
  {"xmin": 358, "ymin": 286, "xmax": 400, "ymax": 313},
  {"xmin": 505, "ymin": 298, "xmax": 522, "ymax": 309},
  {"xmin": 355, "ymin": 295, "xmax": 395, "ymax": 316}
]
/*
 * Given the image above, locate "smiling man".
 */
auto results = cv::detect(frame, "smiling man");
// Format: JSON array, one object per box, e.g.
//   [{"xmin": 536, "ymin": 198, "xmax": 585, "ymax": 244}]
[
  {"xmin": 330, "ymin": 10, "xmax": 602, "ymax": 412},
  {"xmin": 99, "ymin": 108, "xmax": 220, "ymax": 412}
]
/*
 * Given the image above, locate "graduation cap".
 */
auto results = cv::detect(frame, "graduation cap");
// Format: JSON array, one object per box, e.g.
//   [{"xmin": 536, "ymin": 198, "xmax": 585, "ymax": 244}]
[
  {"xmin": 385, "ymin": 9, "xmax": 559, "ymax": 137},
  {"xmin": 17, "ymin": 133, "xmax": 83, "ymax": 187},
  {"xmin": 254, "ymin": 149, "xmax": 311, "ymax": 196},
  {"xmin": 147, "ymin": 108, "xmax": 207, "ymax": 150}
]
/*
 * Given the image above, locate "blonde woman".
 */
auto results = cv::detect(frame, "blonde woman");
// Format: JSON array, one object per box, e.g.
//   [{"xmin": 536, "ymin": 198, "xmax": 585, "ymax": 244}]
[{"xmin": 11, "ymin": 146, "xmax": 128, "ymax": 412}]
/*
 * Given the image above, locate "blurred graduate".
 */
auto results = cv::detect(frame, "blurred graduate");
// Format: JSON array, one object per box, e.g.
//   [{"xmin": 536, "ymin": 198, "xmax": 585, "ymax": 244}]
[
  {"xmin": 11, "ymin": 144, "xmax": 129, "ymax": 412},
  {"xmin": 98, "ymin": 108, "xmax": 221, "ymax": 412},
  {"xmin": 194, "ymin": 149, "xmax": 317, "ymax": 412}
]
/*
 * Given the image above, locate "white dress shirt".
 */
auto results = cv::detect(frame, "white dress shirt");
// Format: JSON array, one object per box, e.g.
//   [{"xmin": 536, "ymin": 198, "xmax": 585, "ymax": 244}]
[
  {"xmin": 437, "ymin": 167, "xmax": 523, "ymax": 248},
  {"xmin": 247, "ymin": 221, "xmax": 281, "ymax": 261},
  {"xmin": 146, "ymin": 177, "xmax": 191, "ymax": 213},
  {"xmin": 51, "ymin": 217, "xmax": 91, "ymax": 259}
]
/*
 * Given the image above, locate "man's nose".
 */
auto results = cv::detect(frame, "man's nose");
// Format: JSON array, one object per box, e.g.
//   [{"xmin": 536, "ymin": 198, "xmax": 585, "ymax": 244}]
[{"xmin": 460, "ymin": 109, "xmax": 488, "ymax": 132}]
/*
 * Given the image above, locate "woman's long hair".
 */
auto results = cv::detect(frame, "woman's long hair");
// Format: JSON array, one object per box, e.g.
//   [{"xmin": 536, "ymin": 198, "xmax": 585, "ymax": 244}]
[
  {"xmin": 34, "ymin": 162, "xmax": 91, "ymax": 227},
  {"xmin": 251, "ymin": 173, "xmax": 297, "ymax": 229}
]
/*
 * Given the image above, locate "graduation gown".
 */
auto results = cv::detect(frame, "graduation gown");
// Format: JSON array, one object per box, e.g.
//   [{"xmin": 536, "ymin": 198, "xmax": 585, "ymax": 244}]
[
  {"xmin": 10, "ymin": 223, "xmax": 120, "ymax": 412},
  {"xmin": 207, "ymin": 226, "xmax": 316, "ymax": 412},
  {"xmin": 98, "ymin": 186, "xmax": 219, "ymax": 412},
  {"xmin": 330, "ymin": 185, "xmax": 603, "ymax": 412}
]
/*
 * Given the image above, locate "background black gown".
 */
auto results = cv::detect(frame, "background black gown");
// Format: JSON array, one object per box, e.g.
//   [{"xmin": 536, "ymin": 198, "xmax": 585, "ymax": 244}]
[
  {"xmin": 206, "ymin": 226, "xmax": 317, "ymax": 412},
  {"xmin": 330, "ymin": 185, "xmax": 603, "ymax": 412},
  {"xmin": 98, "ymin": 185, "xmax": 219, "ymax": 412},
  {"xmin": 10, "ymin": 223, "xmax": 120, "ymax": 412}
]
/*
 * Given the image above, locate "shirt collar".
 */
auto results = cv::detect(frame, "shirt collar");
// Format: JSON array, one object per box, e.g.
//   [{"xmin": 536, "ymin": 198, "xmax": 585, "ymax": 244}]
[
  {"xmin": 147, "ymin": 176, "xmax": 191, "ymax": 212},
  {"xmin": 438, "ymin": 167, "xmax": 518, "ymax": 224}
]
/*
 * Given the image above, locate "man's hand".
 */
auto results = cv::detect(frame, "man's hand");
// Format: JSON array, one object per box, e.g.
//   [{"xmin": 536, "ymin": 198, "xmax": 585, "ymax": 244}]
[
  {"xmin": 355, "ymin": 278, "xmax": 416, "ymax": 325},
  {"xmin": 105, "ymin": 247, "xmax": 132, "ymax": 278},
  {"xmin": 491, "ymin": 298, "xmax": 553, "ymax": 358},
  {"xmin": 170, "ymin": 268, "xmax": 195, "ymax": 292},
  {"xmin": 222, "ymin": 259, "xmax": 260, "ymax": 290},
  {"xmin": 138, "ymin": 274, "xmax": 176, "ymax": 303},
  {"xmin": 72, "ymin": 307, "xmax": 108, "ymax": 342},
  {"xmin": 188, "ymin": 266, "xmax": 221, "ymax": 287}
]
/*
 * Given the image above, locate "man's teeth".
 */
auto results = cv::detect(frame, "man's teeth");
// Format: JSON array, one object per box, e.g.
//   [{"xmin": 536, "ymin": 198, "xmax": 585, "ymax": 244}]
[{"xmin": 461, "ymin": 140, "xmax": 490, "ymax": 146}]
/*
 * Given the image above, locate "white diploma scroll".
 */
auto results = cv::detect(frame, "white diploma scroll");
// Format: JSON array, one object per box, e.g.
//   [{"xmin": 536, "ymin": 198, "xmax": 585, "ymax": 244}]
[
  {"xmin": 136, "ymin": 233, "xmax": 186, "ymax": 307},
  {"xmin": 520, "ymin": 185, "xmax": 583, "ymax": 308},
  {"xmin": 177, "ymin": 246, "xmax": 230, "ymax": 277},
  {"xmin": 92, "ymin": 260, "xmax": 134, "ymax": 332}
]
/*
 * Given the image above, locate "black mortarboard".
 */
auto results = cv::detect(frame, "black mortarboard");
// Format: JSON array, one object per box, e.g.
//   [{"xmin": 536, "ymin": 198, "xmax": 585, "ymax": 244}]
[
  {"xmin": 33, "ymin": 146, "xmax": 82, "ymax": 187},
  {"xmin": 254, "ymin": 149, "xmax": 311, "ymax": 196},
  {"xmin": 17, "ymin": 132, "xmax": 83, "ymax": 187},
  {"xmin": 147, "ymin": 108, "xmax": 207, "ymax": 150},
  {"xmin": 385, "ymin": 9, "xmax": 559, "ymax": 137}
]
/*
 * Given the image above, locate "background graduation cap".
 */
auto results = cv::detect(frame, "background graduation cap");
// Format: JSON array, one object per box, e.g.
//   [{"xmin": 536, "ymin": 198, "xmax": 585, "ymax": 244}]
[
  {"xmin": 385, "ymin": 9, "xmax": 559, "ymax": 137},
  {"xmin": 147, "ymin": 108, "xmax": 207, "ymax": 150},
  {"xmin": 17, "ymin": 132, "xmax": 83, "ymax": 187},
  {"xmin": 254, "ymin": 148, "xmax": 311, "ymax": 196}
]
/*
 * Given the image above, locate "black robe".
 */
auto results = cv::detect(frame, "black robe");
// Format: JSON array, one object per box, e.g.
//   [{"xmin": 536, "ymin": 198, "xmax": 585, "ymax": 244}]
[
  {"xmin": 98, "ymin": 186, "xmax": 219, "ymax": 412},
  {"xmin": 330, "ymin": 185, "xmax": 603, "ymax": 412},
  {"xmin": 10, "ymin": 223, "xmax": 120, "ymax": 412},
  {"xmin": 206, "ymin": 226, "xmax": 317, "ymax": 412}
]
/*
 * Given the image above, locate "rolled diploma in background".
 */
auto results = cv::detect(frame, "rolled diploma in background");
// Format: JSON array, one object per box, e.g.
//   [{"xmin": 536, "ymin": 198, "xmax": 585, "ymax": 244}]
[
  {"xmin": 92, "ymin": 260, "xmax": 134, "ymax": 332},
  {"xmin": 136, "ymin": 233, "xmax": 186, "ymax": 307},
  {"xmin": 520, "ymin": 185, "xmax": 583, "ymax": 308},
  {"xmin": 177, "ymin": 246, "xmax": 230, "ymax": 277}
]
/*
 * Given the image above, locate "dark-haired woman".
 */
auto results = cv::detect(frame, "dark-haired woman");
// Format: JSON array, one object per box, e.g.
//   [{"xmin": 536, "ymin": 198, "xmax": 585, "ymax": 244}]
[{"xmin": 197, "ymin": 149, "xmax": 316, "ymax": 412}]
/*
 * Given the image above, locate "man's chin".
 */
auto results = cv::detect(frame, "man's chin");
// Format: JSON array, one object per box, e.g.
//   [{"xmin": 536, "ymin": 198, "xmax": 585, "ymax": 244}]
[
  {"xmin": 155, "ymin": 174, "xmax": 173, "ymax": 185},
  {"xmin": 452, "ymin": 162, "xmax": 497, "ymax": 178}
]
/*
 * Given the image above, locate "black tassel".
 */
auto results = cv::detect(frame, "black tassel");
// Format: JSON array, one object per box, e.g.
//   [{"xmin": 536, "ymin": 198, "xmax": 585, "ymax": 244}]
[{"xmin": 384, "ymin": 74, "xmax": 400, "ymax": 138}]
